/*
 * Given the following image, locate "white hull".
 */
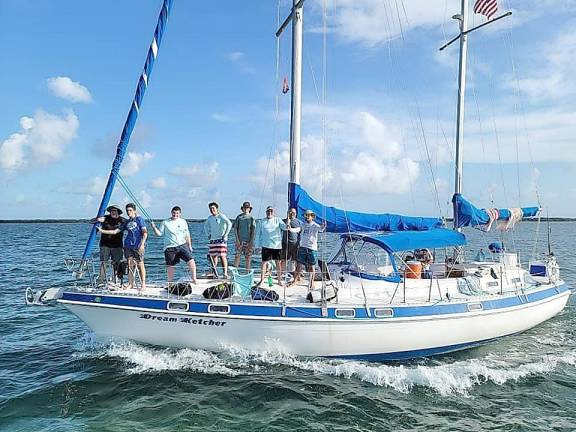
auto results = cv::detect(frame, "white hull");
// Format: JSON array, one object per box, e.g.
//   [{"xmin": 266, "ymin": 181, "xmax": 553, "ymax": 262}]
[{"xmin": 60, "ymin": 286, "xmax": 570, "ymax": 360}]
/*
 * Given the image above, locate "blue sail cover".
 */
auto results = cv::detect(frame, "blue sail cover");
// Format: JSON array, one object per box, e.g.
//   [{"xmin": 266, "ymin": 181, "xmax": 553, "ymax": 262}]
[
  {"xmin": 453, "ymin": 193, "xmax": 540, "ymax": 229},
  {"xmin": 289, "ymin": 183, "xmax": 444, "ymax": 233},
  {"xmin": 81, "ymin": 0, "xmax": 174, "ymax": 261},
  {"xmin": 344, "ymin": 229, "xmax": 466, "ymax": 253}
]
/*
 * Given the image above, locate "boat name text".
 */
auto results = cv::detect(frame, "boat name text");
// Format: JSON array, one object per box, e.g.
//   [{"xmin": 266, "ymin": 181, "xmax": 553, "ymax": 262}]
[{"xmin": 139, "ymin": 313, "xmax": 227, "ymax": 326}]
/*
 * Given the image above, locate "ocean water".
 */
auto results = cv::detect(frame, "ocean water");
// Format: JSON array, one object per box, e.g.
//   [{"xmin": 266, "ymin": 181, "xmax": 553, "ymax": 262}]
[{"xmin": 1, "ymin": 222, "xmax": 575, "ymax": 431}]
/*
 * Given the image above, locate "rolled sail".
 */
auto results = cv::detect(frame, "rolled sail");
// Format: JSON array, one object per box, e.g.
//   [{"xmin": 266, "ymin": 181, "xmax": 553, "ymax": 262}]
[
  {"xmin": 453, "ymin": 193, "xmax": 540, "ymax": 229},
  {"xmin": 288, "ymin": 183, "xmax": 444, "ymax": 233}
]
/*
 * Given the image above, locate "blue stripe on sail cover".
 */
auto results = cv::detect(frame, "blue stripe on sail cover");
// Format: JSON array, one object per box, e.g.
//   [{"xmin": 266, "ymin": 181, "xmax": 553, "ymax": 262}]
[
  {"xmin": 60, "ymin": 284, "xmax": 569, "ymax": 320},
  {"xmin": 81, "ymin": 0, "xmax": 174, "ymax": 262},
  {"xmin": 453, "ymin": 193, "xmax": 540, "ymax": 229},
  {"xmin": 288, "ymin": 183, "xmax": 443, "ymax": 233}
]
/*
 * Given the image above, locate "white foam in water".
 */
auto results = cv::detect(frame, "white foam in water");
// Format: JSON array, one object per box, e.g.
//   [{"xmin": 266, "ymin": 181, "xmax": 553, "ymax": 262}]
[
  {"xmin": 79, "ymin": 337, "xmax": 576, "ymax": 396},
  {"xmin": 104, "ymin": 342, "xmax": 240, "ymax": 376}
]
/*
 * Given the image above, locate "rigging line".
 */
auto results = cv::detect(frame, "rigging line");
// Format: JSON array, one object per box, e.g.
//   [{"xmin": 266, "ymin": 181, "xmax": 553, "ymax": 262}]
[
  {"xmin": 259, "ymin": 0, "xmax": 283, "ymax": 219},
  {"xmin": 117, "ymin": 175, "xmax": 153, "ymax": 221},
  {"xmin": 415, "ymin": 102, "xmax": 443, "ymax": 217},
  {"xmin": 321, "ymin": 0, "xmax": 328, "ymax": 288}
]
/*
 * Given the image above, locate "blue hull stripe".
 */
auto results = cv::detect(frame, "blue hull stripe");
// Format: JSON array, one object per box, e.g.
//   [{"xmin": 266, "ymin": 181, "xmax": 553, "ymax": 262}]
[
  {"xmin": 61, "ymin": 284, "xmax": 570, "ymax": 321},
  {"xmin": 331, "ymin": 335, "xmax": 506, "ymax": 361}
]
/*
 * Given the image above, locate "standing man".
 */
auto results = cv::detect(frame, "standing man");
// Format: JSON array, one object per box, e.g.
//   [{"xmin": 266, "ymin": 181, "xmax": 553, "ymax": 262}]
[
  {"xmin": 254, "ymin": 206, "xmax": 291, "ymax": 287},
  {"xmin": 98, "ymin": 203, "xmax": 148, "ymax": 290},
  {"xmin": 281, "ymin": 208, "xmax": 301, "ymax": 274},
  {"xmin": 291, "ymin": 209, "xmax": 326, "ymax": 290},
  {"xmin": 151, "ymin": 206, "xmax": 197, "ymax": 284},
  {"xmin": 204, "ymin": 202, "xmax": 233, "ymax": 278},
  {"xmin": 232, "ymin": 201, "xmax": 256, "ymax": 270},
  {"xmin": 90, "ymin": 204, "xmax": 125, "ymax": 283}
]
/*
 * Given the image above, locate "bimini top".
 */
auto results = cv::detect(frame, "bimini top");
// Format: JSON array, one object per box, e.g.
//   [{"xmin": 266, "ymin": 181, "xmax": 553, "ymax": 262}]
[{"xmin": 342, "ymin": 229, "xmax": 466, "ymax": 253}]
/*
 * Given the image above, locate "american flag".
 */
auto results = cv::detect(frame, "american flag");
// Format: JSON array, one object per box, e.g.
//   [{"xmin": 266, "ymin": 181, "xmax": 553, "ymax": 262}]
[{"xmin": 474, "ymin": 0, "xmax": 498, "ymax": 19}]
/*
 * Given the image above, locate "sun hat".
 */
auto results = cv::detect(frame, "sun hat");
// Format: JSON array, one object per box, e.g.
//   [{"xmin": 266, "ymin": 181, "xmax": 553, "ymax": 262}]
[
  {"xmin": 266, "ymin": 206, "xmax": 274, "ymax": 211},
  {"xmin": 304, "ymin": 209, "xmax": 315, "ymax": 216},
  {"xmin": 106, "ymin": 204, "xmax": 123, "ymax": 215},
  {"xmin": 241, "ymin": 201, "xmax": 253, "ymax": 210}
]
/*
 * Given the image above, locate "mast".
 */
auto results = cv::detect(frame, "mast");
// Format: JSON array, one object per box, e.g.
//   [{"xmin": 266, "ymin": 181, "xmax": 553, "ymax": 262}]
[
  {"xmin": 80, "ymin": 0, "xmax": 174, "ymax": 264},
  {"xmin": 289, "ymin": 0, "xmax": 304, "ymax": 185},
  {"xmin": 453, "ymin": 0, "xmax": 469, "ymax": 230}
]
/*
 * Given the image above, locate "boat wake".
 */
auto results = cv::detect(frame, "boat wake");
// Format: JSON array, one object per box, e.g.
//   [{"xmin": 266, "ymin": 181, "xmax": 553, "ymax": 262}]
[{"xmin": 82, "ymin": 337, "xmax": 576, "ymax": 396}]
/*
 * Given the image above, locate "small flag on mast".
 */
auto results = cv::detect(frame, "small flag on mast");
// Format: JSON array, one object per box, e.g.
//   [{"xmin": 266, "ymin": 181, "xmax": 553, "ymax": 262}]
[
  {"xmin": 282, "ymin": 77, "xmax": 290, "ymax": 94},
  {"xmin": 474, "ymin": 0, "xmax": 498, "ymax": 19}
]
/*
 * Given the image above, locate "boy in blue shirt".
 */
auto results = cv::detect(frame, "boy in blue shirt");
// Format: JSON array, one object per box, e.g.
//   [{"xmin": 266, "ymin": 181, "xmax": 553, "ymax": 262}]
[{"xmin": 98, "ymin": 203, "xmax": 148, "ymax": 290}]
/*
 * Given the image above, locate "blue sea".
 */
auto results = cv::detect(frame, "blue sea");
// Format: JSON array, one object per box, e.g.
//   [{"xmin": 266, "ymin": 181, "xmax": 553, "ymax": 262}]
[{"xmin": 1, "ymin": 221, "xmax": 575, "ymax": 431}]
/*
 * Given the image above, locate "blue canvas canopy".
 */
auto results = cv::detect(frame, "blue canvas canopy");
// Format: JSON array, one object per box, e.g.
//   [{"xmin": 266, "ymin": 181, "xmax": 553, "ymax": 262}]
[
  {"xmin": 342, "ymin": 229, "xmax": 466, "ymax": 253},
  {"xmin": 453, "ymin": 193, "xmax": 540, "ymax": 229},
  {"xmin": 289, "ymin": 183, "xmax": 444, "ymax": 233}
]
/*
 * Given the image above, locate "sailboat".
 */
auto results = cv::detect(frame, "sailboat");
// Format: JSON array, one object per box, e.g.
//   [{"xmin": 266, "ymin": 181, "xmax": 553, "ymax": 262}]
[{"xmin": 26, "ymin": 0, "xmax": 571, "ymax": 361}]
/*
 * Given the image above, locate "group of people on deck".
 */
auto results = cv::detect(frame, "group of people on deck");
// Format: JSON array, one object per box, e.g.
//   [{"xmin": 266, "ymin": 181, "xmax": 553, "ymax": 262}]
[{"xmin": 93, "ymin": 200, "xmax": 325, "ymax": 291}]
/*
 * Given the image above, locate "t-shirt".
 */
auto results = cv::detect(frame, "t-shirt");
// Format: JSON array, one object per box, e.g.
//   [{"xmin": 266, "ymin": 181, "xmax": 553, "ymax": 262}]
[
  {"xmin": 299, "ymin": 221, "xmax": 324, "ymax": 251},
  {"xmin": 121, "ymin": 216, "xmax": 147, "ymax": 249},
  {"xmin": 158, "ymin": 218, "xmax": 190, "ymax": 250},
  {"xmin": 204, "ymin": 213, "xmax": 233, "ymax": 241},
  {"xmin": 100, "ymin": 215, "xmax": 125, "ymax": 248},
  {"xmin": 282, "ymin": 218, "xmax": 301, "ymax": 247},
  {"xmin": 255, "ymin": 216, "xmax": 287, "ymax": 250},
  {"xmin": 233, "ymin": 213, "xmax": 256, "ymax": 243}
]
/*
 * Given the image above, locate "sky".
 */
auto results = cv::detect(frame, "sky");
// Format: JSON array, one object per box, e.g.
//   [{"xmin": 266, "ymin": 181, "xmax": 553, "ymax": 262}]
[{"xmin": 1, "ymin": 0, "xmax": 575, "ymax": 220}]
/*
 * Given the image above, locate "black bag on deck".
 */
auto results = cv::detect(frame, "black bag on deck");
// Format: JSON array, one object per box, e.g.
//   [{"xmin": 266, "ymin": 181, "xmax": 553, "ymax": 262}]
[
  {"xmin": 168, "ymin": 282, "xmax": 193, "ymax": 296},
  {"xmin": 202, "ymin": 283, "xmax": 232, "ymax": 300},
  {"xmin": 251, "ymin": 287, "xmax": 279, "ymax": 302}
]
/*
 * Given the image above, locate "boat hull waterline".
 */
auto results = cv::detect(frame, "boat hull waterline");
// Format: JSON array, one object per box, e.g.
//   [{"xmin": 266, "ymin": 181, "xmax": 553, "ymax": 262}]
[{"xmin": 59, "ymin": 284, "xmax": 570, "ymax": 361}]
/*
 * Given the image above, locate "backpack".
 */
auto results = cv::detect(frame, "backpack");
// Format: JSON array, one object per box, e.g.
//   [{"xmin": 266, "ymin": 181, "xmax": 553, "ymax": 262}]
[
  {"xmin": 168, "ymin": 282, "xmax": 193, "ymax": 296},
  {"xmin": 203, "ymin": 283, "xmax": 232, "ymax": 300},
  {"xmin": 251, "ymin": 287, "xmax": 279, "ymax": 302}
]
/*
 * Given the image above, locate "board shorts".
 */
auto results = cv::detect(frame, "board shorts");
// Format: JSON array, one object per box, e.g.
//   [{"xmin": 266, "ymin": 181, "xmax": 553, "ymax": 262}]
[
  {"xmin": 236, "ymin": 241, "xmax": 253, "ymax": 255},
  {"xmin": 209, "ymin": 239, "xmax": 228, "ymax": 257},
  {"xmin": 124, "ymin": 247, "xmax": 144, "ymax": 262},
  {"xmin": 281, "ymin": 242, "xmax": 299, "ymax": 261},
  {"xmin": 164, "ymin": 244, "xmax": 194, "ymax": 266},
  {"xmin": 262, "ymin": 247, "xmax": 281, "ymax": 262},
  {"xmin": 297, "ymin": 247, "xmax": 317, "ymax": 267},
  {"xmin": 100, "ymin": 246, "xmax": 123, "ymax": 263}
]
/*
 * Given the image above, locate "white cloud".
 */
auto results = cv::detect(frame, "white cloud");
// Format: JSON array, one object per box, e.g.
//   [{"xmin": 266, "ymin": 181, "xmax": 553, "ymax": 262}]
[
  {"xmin": 149, "ymin": 176, "xmax": 167, "ymax": 189},
  {"xmin": 506, "ymin": 26, "xmax": 576, "ymax": 101},
  {"xmin": 47, "ymin": 76, "xmax": 93, "ymax": 103},
  {"xmin": 225, "ymin": 51, "xmax": 255, "ymax": 74},
  {"xmin": 120, "ymin": 151, "xmax": 154, "ymax": 177},
  {"xmin": 0, "ymin": 109, "xmax": 79, "ymax": 171},
  {"xmin": 138, "ymin": 190, "xmax": 152, "ymax": 209},
  {"xmin": 250, "ymin": 109, "xmax": 421, "ymax": 201},
  {"xmin": 211, "ymin": 112, "xmax": 233, "ymax": 123},
  {"xmin": 170, "ymin": 162, "xmax": 219, "ymax": 187}
]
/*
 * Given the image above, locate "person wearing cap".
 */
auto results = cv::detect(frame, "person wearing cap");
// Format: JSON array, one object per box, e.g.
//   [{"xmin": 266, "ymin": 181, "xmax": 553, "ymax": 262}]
[
  {"xmin": 204, "ymin": 202, "xmax": 233, "ymax": 278},
  {"xmin": 98, "ymin": 203, "xmax": 148, "ymax": 290},
  {"xmin": 254, "ymin": 205, "xmax": 293, "ymax": 287},
  {"xmin": 90, "ymin": 204, "xmax": 126, "ymax": 283},
  {"xmin": 291, "ymin": 209, "xmax": 326, "ymax": 289},
  {"xmin": 232, "ymin": 201, "xmax": 256, "ymax": 270},
  {"xmin": 150, "ymin": 206, "xmax": 197, "ymax": 284}
]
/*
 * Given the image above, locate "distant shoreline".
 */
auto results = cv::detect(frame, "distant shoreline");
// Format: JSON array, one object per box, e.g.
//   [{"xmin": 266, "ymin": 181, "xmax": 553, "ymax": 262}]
[
  {"xmin": 1, "ymin": 218, "xmax": 575, "ymax": 223},
  {"xmin": 0, "ymin": 219, "xmax": 207, "ymax": 224}
]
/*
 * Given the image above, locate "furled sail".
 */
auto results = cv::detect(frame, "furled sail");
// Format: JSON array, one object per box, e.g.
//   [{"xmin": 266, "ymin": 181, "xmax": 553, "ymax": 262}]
[
  {"xmin": 289, "ymin": 183, "xmax": 444, "ymax": 233},
  {"xmin": 80, "ymin": 0, "xmax": 174, "ymax": 262},
  {"xmin": 453, "ymin": 193, "xmax": 540, "ymax": 230}
]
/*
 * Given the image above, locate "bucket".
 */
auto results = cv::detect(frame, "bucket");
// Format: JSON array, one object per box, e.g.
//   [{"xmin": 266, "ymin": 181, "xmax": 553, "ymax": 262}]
[{"xmin": 405, "ymin": 261, "xmax": 422, "ymax": 279}]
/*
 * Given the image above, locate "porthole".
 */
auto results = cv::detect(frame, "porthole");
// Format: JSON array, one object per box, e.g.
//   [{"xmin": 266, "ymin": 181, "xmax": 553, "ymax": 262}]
[
  {"xmin": 335, "ymin": 308, "xmax": 355, "ymax": 318},
  {"xmin": 374, "ymin": 308, "xmax": 394, "ymax": 318},
  {"xmin": 208, "ymin": 304, "xmax": 230, "ymax": 314},
  {"xmin": 167, "ymin": 301, "xmax": 189, "ymax": 311},
  {"xmin": 467, "ymin": 303, "xmax": 483, "ymax": 312}
]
